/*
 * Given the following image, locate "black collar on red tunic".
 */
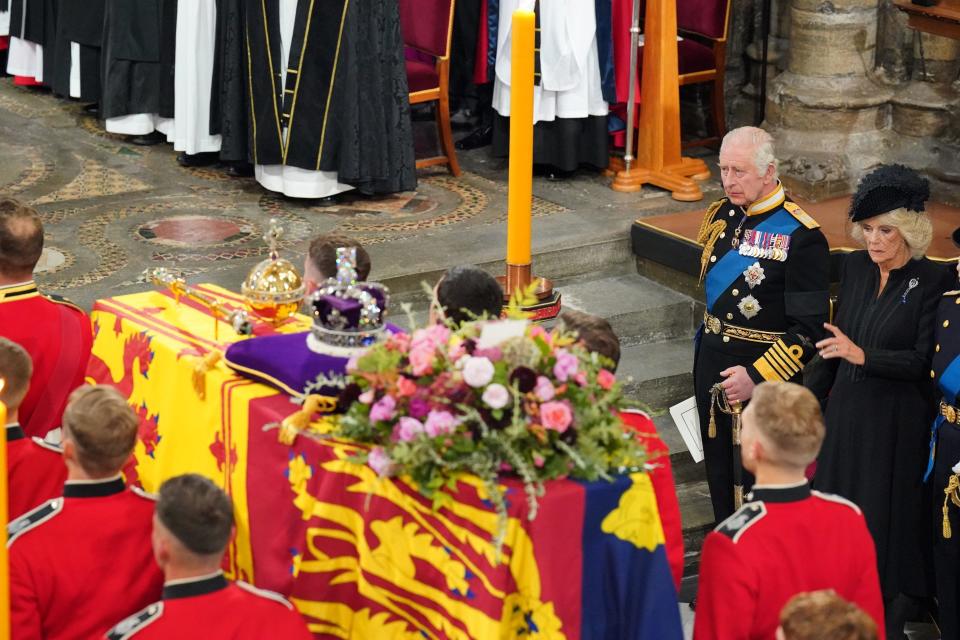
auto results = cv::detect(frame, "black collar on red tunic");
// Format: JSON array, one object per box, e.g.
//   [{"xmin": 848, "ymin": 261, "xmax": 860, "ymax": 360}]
[
  {"xmin": 63, "ymin": 476, "xmax": 126, "ymax": 498},
  {"xmin": 747, "ymin": 482, "xmax": 811, "ymax": 503},
  {"xmin": 5, "ymin": 423, "xmax": 25, "ymax": 441},
  {"xmin": 163, "ymin": 573, "xmax": 229, "ymax": 600}
]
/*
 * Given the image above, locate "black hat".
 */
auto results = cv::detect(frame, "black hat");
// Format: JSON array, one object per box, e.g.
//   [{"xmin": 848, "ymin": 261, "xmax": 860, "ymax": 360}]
[
  {"xmin": 849, "ymin": 164, "xmax": 930, "ymax": 222},
  {"xmin": 952, "ymin": 226, "xmax": 960, "ymax": 248}
]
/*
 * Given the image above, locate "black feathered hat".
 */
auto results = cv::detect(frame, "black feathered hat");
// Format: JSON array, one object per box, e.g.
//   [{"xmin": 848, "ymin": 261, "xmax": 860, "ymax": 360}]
[{"xmin": 848, "ymin": 164, "xmax": 930, "ymax": 222}]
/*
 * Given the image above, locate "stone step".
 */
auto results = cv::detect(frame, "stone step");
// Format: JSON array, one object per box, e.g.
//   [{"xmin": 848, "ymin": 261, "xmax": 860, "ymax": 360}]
[{"xmin": 619, "ymin": 338, "xmax": 693, "ymax": 413}]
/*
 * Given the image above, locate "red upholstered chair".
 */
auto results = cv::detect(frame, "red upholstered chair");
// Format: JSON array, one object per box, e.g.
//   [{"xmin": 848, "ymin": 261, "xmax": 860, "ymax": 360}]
[
  {"xmin": 676, "ymin": 0, "xmax": 732, "ymax": 148},
  {"xmin": 400, "ymin": 0, "xmax": 461, "ymax": 176}
]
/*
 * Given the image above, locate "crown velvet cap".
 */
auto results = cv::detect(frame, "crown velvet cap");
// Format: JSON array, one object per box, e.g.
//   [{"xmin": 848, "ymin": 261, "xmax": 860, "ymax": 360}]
[
  {"xmin": 848, "ymin": 164, "xmax": 930, "ymax": 222},
  {"xmin": 309, "ymin": 247, "xmax": 390, "ymax": 351}
]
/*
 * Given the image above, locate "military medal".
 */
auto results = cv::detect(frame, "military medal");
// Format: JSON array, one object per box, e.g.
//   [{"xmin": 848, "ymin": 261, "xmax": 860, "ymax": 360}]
[
  {"xmin": 743, "ymin": 262, "xmax": 766, "ymax": 289},
  {"xmin": 738, "ymin": 295, "xmax": 761, "ymax": 319}
]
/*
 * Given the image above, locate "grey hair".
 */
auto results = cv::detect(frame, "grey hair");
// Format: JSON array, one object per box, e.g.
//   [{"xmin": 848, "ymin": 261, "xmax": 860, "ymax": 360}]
[
  {"xmin": 850, "ymin": 208, "xmax": 932, "ymax": 259},
  {"xmin": 721, "ymin": 126, "xmax": 779, "ymax": 180}
]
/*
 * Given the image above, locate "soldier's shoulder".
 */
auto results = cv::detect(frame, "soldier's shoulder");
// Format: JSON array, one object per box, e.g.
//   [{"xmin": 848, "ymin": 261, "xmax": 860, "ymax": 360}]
[
  {"xmin": 713, "ymin": 501, "xmax": 767, "ymax": 543},
  {"xmin": 811, "ymin": 490, "xmax": 862, "ymax": 515},
  {"xmin": 130, "ymin": 485, "xmax": 159, "ymax": 502},
  {"xmin": 30, "ymin": 436, "xmax": 63, "ymax": 454},
  {"xmin": 235, "ymin": 580, "xmax": 296, "ymax": 610},
  {"xmin": 783, "ymin": 200, "xmax": 820, "ymax": 230},
  {"xmin": 41, "ymin": 292, "xmax": 87, "ymax": 315},
  {"xmin": 106, "ymin": 602, "xmax": 165, "ymax": 639},
  {"xmin": 7, "ymin": 498, "xmax": 64, "ymax": 545}
]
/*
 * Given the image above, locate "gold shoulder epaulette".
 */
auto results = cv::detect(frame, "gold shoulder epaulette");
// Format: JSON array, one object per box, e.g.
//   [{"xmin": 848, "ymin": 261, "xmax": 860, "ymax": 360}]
[
  {"xmin": 944, "ymin": 290, "xmax": 960, "ymax": 297},
  {"xmin": 42, "ymin": 293, "xmax": 85, "ymax": 314},
  {"xmin": 783, "ymin": 201, "xmax": 820, "ymax": 229}
]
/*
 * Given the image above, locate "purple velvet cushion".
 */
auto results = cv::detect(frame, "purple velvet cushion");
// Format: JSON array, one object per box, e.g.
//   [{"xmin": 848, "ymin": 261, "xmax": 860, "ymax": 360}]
[
  {"xmin": 406, "ymin": 58, "xmax": 439, "ymax": 93},
  {"xmin": 677, "ymin": 0, "xmax": 729, "ymax": 39},
  {"xmin": 224, "ymin": 332, "xmax": 349, "ymax": 398},
  {"xmin": 678, "ymin": 39, "xmax": 717, "ymax": 75},
  {"xmin": 399, "ymin": 0, "xmax": 452, "ymax": 57}
]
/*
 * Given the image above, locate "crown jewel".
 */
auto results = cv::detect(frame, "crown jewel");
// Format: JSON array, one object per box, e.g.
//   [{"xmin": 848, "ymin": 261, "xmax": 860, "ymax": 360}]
[{"xmin": 308, "ymin": 248, "xmax": 389, "ymax": 352}]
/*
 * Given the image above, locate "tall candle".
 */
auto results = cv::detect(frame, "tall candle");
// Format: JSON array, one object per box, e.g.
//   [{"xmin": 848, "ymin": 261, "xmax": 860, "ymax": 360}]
[
  {"xmin": 506, "ymin": 9, "xmax": 535, "ymax": 268},
  {"xmin": 0, "ymin": 379, "xmax": 8, "ymax": 640}
]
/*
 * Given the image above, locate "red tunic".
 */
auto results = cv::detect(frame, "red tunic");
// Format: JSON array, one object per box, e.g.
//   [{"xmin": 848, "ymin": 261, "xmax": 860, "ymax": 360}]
[
  {"xmin": 105, "ymin": 574, "xmax": 314, "ymax": 639},
  {"xmin": 693, "ymin": 483, "xmax": 885, "ymax": 640},
  {"xmin": 8, "ymin": 477, "xmax": 164, "ymax": 640},
  {"xmin": 619, "ymin": 409, "xmax": 684, "ymax": 591},
  {"xmin": 0, "ymin": 282, "xmax": 93, "ymax": 438},
  {"xmin": 6, "ymin": 423, "xmax": 67, "ymax": 520}
]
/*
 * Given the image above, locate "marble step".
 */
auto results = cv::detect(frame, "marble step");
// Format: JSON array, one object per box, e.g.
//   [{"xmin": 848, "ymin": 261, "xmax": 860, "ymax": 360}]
[{"xmin": 619, "ymin": 338, "xmax": 694, "ymax": 413}]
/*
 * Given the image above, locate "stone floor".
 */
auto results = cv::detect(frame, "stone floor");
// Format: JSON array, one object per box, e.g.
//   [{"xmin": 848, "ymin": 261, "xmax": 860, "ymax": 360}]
[{"xmin": 0, "ymin": 77, "xmax": 721, "ymax": 311}]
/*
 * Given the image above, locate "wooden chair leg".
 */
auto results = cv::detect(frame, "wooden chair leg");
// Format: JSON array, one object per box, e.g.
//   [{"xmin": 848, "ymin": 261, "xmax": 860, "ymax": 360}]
[
  {"xmin": 436, "ymin": 93, "xmax": 462, "ymax": 177},
  {"xmin": 712, "ymin": 75, "xmax": 727, "ymax": 141}
]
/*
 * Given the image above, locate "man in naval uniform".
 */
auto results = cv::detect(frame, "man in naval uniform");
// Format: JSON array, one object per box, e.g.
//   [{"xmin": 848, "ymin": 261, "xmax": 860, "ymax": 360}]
[
  {"xmin": 694, "ymin": 126, "xmax": 829, "ymax": 522},
  {"xmin": 694, "ymin": 382, "xmax": 883, "ymax": 639},
  {"xmin": 8, "ymin": 385, "xmax": 163, "ymax": 639},
  {"xmin": 105, "ymin": 474, "xmax": 313, "ymax": 639}
]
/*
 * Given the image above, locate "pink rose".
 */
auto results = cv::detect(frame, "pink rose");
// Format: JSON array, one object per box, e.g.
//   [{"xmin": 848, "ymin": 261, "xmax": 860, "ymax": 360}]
[
  {"xmin": 462, "ymin": 356, "xmax": 495, "ymax": 388},
  {"xmin": 424, "ymin": 410, "xmax": 458, "ymax": 437},
  {"xmin": 386, "ymin": 332, "xmax": 411, "ymax": 352},
  {"xmin": 359, "ymin": 389, "xmax": 375, "ymax": 405},
  {"xmin": 474, "ymin": 347, "xmax": 502, "ymax": 361},
  {"xmin": 533, "ymin": 453, "xmax": 545, "ymax": 468},
  {"xmin": 573, "ymin": 372, "xmax": 588, "ymax": 387},
  {"xmin": 409, "ymin": 343, "xmax": 436, "ymax": 376},
  {"xmin": 367, "ymin": 446, "xmax": 395, "ymax": 476},
  {"xmin": 481, "ymin": 383, "xmax": 510, "ymax": 409},
  {"xmin": 597, "ymin": 369, "xmax": 616, "ymax": 390},
  {"xmin": 553, "ymin": 350, "xmax": 579, "ymax": 382},
  {"xmin": 369, "ymin": 395, "xmax": 397, "ymax": 422},
  {"xmin": 534, "ymin": 376, "xmax": 555, "ymax": 402},
  {"xmin": 540, "ymin": 401, "xmax": 573, "ymax": 433},
  {"xmin": 395, "ymin": 417, "xmax": 425, "ymax": 442},
  {"xmin": 530, "ymin": 325, "xmax": 548, "ymax": 340},
  {"xmin": 412, "ymin": 324, "xmax": 450, "ymax": 349},
  {"xmin": 396, "ymin": 376, "xmax": 417, "ymax": 397}
]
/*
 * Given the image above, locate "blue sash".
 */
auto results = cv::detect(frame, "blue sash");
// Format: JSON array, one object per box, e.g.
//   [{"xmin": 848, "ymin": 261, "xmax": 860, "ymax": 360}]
[
  {"xmin": 924, "ymin": 354, "xmax": 960, "ymax": 480},
  {"xmin": 705, "ymin": 208, "xmax": 801, "ymax": 312}
]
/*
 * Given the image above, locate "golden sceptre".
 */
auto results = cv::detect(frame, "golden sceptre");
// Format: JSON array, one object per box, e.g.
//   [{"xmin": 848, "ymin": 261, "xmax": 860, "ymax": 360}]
[{"xmin": 145, "ymin": 268, "xmax": 252, "ymax": 341}]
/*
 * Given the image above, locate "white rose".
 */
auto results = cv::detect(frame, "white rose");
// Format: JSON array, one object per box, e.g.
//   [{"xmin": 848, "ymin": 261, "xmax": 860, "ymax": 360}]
[
  {"xmin": 482, "ymin": 383, "xmax": 510, "ymax": 409},
  {"xmin": 462, "ymin": 356, "xmax": 495, "ymax": 388}
]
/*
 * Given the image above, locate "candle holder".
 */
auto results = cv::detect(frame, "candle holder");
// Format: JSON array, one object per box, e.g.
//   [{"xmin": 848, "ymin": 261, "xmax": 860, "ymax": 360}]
[{"xmin": 496, "ymin": 266, "xmax": 562, "ymax": 322}]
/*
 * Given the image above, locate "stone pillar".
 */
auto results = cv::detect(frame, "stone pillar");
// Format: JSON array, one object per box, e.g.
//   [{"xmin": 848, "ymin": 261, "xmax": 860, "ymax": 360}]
[{"xmin": 765, "ymin": 0, "xmax": 893, "ymax": 200}]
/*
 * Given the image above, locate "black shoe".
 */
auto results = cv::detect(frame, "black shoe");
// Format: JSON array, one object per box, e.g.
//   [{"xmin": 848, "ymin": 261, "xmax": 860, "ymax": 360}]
[
  {"xmin": 129, "ymin": 131, "xmax": 166, "ymax": 146},
  {"xmin": 313, "ymin": 195, "xmax": 339, "ymax": 207},
  {"xmin": 177, "ymin": 151, "xmax": 220, "ymax": 167},
  {"xmin": 82, "ymin": 103, "xmax": 99, "ymax": 117},
  {"xmin": 456, "ymin": 125, "xmax": 493, "ymax": 151},
  {"xmin": 222, "ymin": 162, "xmax": 254, "ymax": 178}
]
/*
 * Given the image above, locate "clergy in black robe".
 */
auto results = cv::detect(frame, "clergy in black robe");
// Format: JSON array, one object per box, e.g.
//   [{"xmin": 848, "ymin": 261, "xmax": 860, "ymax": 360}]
[
  {"xmin": 808, "ymin": 165, "xmax": 953, "ymax": 637},
  {"xmin": 210, "ymin": 0, "xmax": 248, "ymax": 165},
  {"xmin": 100, "ymin": 0, "xmax": 177, "ymax": 137},
  {"xmin": 244, "ymin": 0, "xmax": 416, "ymax": 196},
  {"xmin": 50, "ymin": 0, "xmax": 103, "ymax": 102},
  {"xmin": 7, "ymin": 0, "xmax": 45, "ymax": 82}
]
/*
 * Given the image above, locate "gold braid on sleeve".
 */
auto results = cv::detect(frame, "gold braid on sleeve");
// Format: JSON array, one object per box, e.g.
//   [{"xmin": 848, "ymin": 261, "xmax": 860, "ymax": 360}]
[{"xmin": 697, "ymin": 200, "xmax": 727, "ymax": 285}]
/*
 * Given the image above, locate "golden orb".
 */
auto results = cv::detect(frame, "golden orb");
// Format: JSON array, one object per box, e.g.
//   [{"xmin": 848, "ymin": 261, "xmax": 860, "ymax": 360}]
[{"xmin": 241, "ymin": 219, "xmax": 305, "ymax": 323}]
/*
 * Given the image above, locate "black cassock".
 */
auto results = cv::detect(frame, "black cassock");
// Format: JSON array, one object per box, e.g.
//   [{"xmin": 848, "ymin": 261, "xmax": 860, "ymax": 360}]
[
  {"xmin": 210, "ymin": 0, "xmax": 248, "ymax": 164},
  {"xmin": 244, "ymin": 0, "xmax": 416, "ymax": 195},
  {"xmin": 50, "ymin": 0, "xmax": 104, "ymax": 101},
  {"xmin": 100, "ymin": 0, "xmax": 177, "ymax": 121},
  {"xmin": 810, "ymin": 251, "xmax": 954, "ymax": 599}
]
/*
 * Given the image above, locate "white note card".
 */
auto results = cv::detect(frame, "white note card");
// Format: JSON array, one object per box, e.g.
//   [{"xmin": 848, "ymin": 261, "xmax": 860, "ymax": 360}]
[{"xmin": 669, "ymin": 396, "xmax": 704, "ymax": 464}]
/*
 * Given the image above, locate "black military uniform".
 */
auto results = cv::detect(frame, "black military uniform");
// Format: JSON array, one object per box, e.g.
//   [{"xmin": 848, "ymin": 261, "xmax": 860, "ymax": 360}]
[
  {"xmin": 695, "ymin": 182, "xmax": 830, "ymax": 521},
  {"xmin": 931, "ymin": 278, "xmax": 960, "ymax": 639}
]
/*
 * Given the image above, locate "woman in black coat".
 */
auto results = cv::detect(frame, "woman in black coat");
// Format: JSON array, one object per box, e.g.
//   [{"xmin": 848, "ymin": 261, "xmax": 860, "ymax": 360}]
[{"xmin": 810, "ymin": 165, "xmax": 953, "ymax": 639}]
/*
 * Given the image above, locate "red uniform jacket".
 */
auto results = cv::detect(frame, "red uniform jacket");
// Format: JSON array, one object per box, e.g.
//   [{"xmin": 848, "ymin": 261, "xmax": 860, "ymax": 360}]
[
  {"xmin": 693, "ymin": 483, "xmax": 885, "ymax": 640},
  {"xmin": 105, "ymin": 573, "xmax": 314, "ymax": 639},
  {"xmin": 6, "ymin": 423, "xmax": 67, "ymax": 520},
  {"xmin": 619, "ymin": 409, "xmax": 685, "ymax": 591},
  {"xmin": 8, "ymin": 477, "xmax": 165, "ymax": 640},
  {"xmin": 0, "ymin": 282, "xmax": 93, "ymax": 438}
]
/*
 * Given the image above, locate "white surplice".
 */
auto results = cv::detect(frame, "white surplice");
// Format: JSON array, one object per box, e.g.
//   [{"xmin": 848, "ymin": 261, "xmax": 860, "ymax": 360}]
[
  {"xmin": 172, "ymin": 0, "xmax": 221, "ymax": 154},
  {"xmin": 255, "ymin": 0, "xmax": 353, "ymax": 199},
  {"xmin": 492, "ymin": 0, "xmax": 607, "ymax": 123}
]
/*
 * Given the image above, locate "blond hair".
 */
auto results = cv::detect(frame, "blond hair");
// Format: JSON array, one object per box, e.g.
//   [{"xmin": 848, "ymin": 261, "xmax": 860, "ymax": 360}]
[
  {"xmin": 750, "ymin": 382, "xmax": 824, "ymax": 467},
  {"xmin": 780, "ymin": 590, "xmax": 877, "ymax": 640},
  {"xmin": 62, "ymin": 385, "xmax": 138, "ymax": 476},
  {"xmin": 0, "ymin": 338, "xmax": 32, "ymax": 409},
  {"xmin": 850, "ymin": 208, "xmax": 932, "ymax": 259}
]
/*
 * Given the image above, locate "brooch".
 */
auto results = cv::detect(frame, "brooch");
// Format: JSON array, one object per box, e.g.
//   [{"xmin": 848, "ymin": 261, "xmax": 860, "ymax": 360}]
[
  {"xmin": 902, "ymin": 277, "xmax": 919, "ymax": 304},
  {"xmin": 738, "ymin": 295, "xmax": 762, "ymax": 320},
  {"xmin": 743, "ymin": 262, "xmax": 766, "ymax": 289}
]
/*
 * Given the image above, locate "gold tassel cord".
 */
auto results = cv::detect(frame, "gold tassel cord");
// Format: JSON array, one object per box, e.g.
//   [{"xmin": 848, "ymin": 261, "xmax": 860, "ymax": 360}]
[
  {"xmin": 698, "ymin": 221, "xmax": 726, "ymax": 285},
  {"xmin": 191, "ymin": 350, "xmax": 223, "ymax": 399},
  {"xmin": 945, "ymin": 474, "xmax": 960, "ymax": 539},
  {"xmin": 279, "ymin": 394, "xmax": 339, "ymax": 445}
]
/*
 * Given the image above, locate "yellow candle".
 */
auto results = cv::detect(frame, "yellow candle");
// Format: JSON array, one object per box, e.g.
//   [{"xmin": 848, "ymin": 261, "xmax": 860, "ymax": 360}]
[
  {"xmin": 506, "ymin": 9, "xmax": 535, "ymax": 267},
  {"xmin": 0, "ymin": 380, "xmax": 8, "ymax": 640}
]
